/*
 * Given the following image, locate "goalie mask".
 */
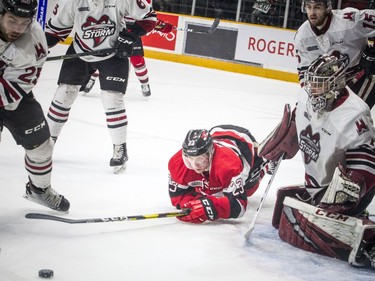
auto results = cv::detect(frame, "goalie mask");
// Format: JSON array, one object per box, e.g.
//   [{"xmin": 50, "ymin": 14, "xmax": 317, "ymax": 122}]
[
  {"xmin": 0, "ymin": 0, "xmax": 38, "ymax": 18},
  {"xmin": 305, "ymin": 54, "xmax": 348, "ymax": 113},
  {"xmin": 182, "ymin": 129, "xmax": 214, "ymax": 173}
]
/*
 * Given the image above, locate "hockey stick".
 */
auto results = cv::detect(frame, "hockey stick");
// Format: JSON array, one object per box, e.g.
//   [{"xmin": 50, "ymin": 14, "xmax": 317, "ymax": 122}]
[
  {"xmin": 175, "ymin": 18, "xmax": 220, "ymax": 34},
  {"xmin": 46, "ymin": 48, "xmax": 115, "ymax": 62},
  {"xmin": 244, "ymin": 153, "xmax": 285, "ymax": 242},
  {"xmin": 25, "ymin": 209, "xmax": 190, "ymax": 224}
]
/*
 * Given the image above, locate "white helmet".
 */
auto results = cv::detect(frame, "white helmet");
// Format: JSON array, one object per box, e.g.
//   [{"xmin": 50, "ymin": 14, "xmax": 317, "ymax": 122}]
[
  {"xmin": 301, "ymin": 0, "xmax": 332, "ymax": 13},
  {"xmin": 305, "ymin": 54, "xmax": 348, "ymax": 113}
]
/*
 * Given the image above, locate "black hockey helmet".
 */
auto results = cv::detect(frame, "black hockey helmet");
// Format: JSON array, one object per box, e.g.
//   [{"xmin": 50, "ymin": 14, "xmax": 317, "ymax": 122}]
[
  {"xmin": 1, "ymin": 0, "xmax": 38, "ymax": 18},
  {"xmin": 182, "ymin": 129, "xmax": 213, "ymax": 157}
]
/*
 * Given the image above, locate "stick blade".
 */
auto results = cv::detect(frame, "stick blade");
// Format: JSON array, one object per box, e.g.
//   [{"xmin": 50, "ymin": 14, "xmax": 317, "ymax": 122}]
[
  {"xmin": 244, "ymin": 226, "xmax": 254, "ymax": 242},
  {"xmin": 206, "ymin": 18, "xmax": 220, "ymax": 34},
  {"xmin": 25, "ymin": 213, "xmax": 74, "ymax": 223}
]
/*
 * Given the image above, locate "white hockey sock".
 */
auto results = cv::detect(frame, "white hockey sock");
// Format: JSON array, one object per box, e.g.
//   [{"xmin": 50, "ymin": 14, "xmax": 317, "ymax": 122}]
[
  {"xmin": 47, "ymin": 84, "xmax": 79, "ymax": 138},
  {"xmin": 25, "ymin": 139, "xmax": 53, "ymax": 188},
  {"xmin": 101, "ymin": 90, "xmax": 127, "ymax": 145}
]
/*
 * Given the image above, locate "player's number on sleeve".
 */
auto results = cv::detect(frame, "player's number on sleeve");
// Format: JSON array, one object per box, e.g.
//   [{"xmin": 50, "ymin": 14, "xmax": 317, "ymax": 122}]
[{"xmin": 232, "ymin": 178, "xmax": 244, "ymax": 196}]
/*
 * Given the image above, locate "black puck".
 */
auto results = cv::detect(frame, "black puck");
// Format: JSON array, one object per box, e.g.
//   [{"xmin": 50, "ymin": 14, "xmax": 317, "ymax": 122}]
[{"xmin": 38, "ymin": 269, "xmax": 54, "ymax": 278}]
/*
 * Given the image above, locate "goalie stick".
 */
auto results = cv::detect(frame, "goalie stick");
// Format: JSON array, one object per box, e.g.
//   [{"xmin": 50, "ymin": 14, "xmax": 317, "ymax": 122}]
[
  {"xmin": 46, "ymin": 48, "xmax": 115, "ymax": 61},
  {"xmin": 244, "ymin": 153, "xmax": 285, "ymax": 242},
  {"xmin": 175, "ymin": 18, "xmax": 220, "ymax": 34},
  {"xmin": 25, "ymin": 209, "xmax": 190, "ymax": 224}
]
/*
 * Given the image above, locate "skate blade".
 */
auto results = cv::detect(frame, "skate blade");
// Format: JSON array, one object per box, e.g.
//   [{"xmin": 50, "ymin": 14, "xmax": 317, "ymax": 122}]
[
  {"xmin": 113, "ymin": 163, "xmax": 127, "ymax": 174},
  {"xmin": 23, "ymin": 194, "xmax": 68, "ymax": 213}
]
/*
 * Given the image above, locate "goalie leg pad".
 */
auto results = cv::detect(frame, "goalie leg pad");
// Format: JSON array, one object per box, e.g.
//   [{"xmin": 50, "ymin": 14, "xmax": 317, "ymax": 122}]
[
  {"xmin": 279, "ymin": 196, "xmax": 375, "ymax": 267},
  {"xmin": 272, "ymin": 185, "xmax": 310, "ymax": 229}
]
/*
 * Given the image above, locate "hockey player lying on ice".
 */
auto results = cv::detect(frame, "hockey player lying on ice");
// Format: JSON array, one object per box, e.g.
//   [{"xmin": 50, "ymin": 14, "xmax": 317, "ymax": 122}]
[
  {"xmin": 260, "ymin": 54, "xmax": 375, "ymax": 269},
  {"xmin": 168, "ymin": 125, "xmax": 270, "ymax": 224}
]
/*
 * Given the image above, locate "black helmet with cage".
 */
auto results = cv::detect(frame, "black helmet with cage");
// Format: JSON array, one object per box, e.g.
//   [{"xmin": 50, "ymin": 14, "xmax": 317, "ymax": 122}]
[
  {"xmin": 301, "ymin": 0, "xmax": 332, "ymax": 13},
  {"xmin": 182, "ymin": 129, "xmax": 213, "ymax": 157},
  {"xmin": 0, "ymin": 0, "xmax": 38, "ymax": 18},
  {"xmin": 305, "ymin": 54, "xmax": 348, "ymax": 113}
]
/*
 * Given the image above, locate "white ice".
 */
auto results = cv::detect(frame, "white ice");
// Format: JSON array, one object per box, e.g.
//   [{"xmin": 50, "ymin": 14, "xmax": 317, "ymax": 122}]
[{"xmin": 1, "ymin": 44, "xmax": 375, "ymax": 281}]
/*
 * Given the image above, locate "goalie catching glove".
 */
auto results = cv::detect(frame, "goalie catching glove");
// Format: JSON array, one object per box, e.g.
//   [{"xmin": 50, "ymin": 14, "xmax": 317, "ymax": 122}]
[
  {"xmin": 319, "ymin": 164, "xmax": 365, "ymax": 214},
  {"xmin": 178, "ymin": 198, "xmax": 218, "ymax": 224},
  {"xmin": 258, "ymin": 103, "xmax": 299, "ymax": 162}
]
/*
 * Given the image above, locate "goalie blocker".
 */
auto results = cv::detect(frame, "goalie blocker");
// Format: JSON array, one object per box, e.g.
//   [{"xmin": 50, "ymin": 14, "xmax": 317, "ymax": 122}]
[{"xmin": 274, "ymin": 196, "xmax": 375, "ymax": 269}]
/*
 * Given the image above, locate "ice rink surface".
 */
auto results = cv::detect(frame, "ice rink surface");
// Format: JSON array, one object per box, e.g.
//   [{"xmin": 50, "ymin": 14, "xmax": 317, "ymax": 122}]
[{"xmin": 1, "ymin": 44, "xmax": 375, "ymax": 280}]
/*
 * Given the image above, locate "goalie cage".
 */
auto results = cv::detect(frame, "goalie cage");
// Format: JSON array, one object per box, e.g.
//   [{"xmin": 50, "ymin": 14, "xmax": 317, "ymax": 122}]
[{"xmin": 278, "ymin": 196, "xmax": 375, "ymax": 269}]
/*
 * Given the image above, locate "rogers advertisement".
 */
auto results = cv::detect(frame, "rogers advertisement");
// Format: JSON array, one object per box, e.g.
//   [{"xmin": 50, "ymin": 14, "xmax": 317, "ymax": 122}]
[
  {"xmin": 142, "ymin": 14, "xmax": 179, "ymax": 51},
  {"xmin": 235, "ymin": 25, "xmax": 297, "ymax": 71}
]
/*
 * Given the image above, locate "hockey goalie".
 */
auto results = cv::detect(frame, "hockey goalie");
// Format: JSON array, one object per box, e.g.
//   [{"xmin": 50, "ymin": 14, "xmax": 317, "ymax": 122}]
[{"xmin": 259, "ymin": 55, "xmax": 375, "ymax": 269}]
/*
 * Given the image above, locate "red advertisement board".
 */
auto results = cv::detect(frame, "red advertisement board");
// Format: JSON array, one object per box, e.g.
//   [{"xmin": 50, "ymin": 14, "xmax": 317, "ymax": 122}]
[{"xmin": 142, "ymin": 13, "xmax": 179, "ymax": 51}]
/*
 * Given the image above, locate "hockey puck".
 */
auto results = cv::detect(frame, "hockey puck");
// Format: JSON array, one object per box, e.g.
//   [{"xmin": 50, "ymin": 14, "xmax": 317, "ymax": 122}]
[{"xmin": 38, "ymin": 269, "xmax": 54, "ymax": 278}]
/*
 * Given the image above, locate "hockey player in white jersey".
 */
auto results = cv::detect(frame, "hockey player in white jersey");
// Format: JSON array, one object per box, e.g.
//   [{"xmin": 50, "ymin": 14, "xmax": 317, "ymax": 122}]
[
  {"xmin": 45, "ymin": 0, "xmax": 156, "ymax": 173},
  {"xmin": 260, "ymin": 54, "xmax": 375, "ymax": 269},
  {"xmin": 295, "ymin": 0, "xmax": 375, "ymax": 108},
  {"xmin": 0, "ymin": 0, "xmax": 70, "ymax": 211}
]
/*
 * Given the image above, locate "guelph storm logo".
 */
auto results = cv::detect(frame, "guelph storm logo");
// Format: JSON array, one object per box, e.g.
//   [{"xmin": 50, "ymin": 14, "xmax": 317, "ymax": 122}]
[
  {"xmin": 82, "ymin": 15, "xmax": 116, "ymax": 47},
  {"xmin": 299, "ymin": 125, "xmax": 320, "ymax": 164}
]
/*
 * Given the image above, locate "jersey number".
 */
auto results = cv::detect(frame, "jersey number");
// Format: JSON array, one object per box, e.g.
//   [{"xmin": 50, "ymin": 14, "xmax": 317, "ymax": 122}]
[{"xmin": 19, "ymin": 67, "xmax": 42, "ymax": 85}]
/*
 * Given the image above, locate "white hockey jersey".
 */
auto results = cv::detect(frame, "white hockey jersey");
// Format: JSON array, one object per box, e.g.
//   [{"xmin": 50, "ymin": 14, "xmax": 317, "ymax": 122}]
[
  {"xmin": 45, "ymin": 0, "xmax": 155, "ymax": 62},
  {"xmin": 295, "ymin": 87, "xmax": 375, "ymax": 198},
  {"xmin": 295, "ymin": 8, "xmax": 375, "ymax": 86},
  {"xmin": 0, "ymin": 21, "xmax": 48, "ymax": 108}
]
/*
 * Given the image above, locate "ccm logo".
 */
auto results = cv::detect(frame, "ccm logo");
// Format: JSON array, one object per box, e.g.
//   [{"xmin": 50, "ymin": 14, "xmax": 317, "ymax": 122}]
[
  {"xmin": 201, "ymin": 198, "xmax": 215, "ymax": 220},
  {"xmin": 106, "ymin": 76, "xmax": 126, "ymax": 82},
  {"xmin": 25, "ymin": 121, "xmax": 46, "ymax": 134}
]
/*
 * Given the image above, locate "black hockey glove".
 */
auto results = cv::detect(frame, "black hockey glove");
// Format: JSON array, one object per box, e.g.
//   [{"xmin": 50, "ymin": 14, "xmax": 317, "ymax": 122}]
[
  {"xmin": 359, "ymin": 45, "xmax": 375, "ymax": 77},
  {"xmin": 114, "ymin": 30, "xmax": 137, "ymax": 58}
]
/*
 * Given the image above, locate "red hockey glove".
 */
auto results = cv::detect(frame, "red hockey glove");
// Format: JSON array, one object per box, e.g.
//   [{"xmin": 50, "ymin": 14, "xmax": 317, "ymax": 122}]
[
  {"xmin": 155, "ymin": 20, "xmax": 173, "ymax": 33},
  {"xmin": 177, "ymin": 198, "xmax": 218, "ymax": 224}
]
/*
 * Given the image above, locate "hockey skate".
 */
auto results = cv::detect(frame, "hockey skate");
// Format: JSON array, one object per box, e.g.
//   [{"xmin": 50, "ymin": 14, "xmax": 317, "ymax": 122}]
[
  {"xmin": 141, "ymin": 84, "xmax": 151, "ymax": 97},
  {"xmin": 110, "ymin": 143, "xmax": 128, "ymax": 174},
  {"xmin": 24, "ymin": 182, "xmax": 70, "ymax": 212}
]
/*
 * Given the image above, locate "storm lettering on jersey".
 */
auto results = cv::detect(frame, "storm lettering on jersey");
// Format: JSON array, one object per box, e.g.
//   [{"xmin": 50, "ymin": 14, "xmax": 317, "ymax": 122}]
[
  {"xmin": 299, "ymin": 125, "xmax": 320, "ymax": 164},
  {"xmin": 82, "ymin": 16, "xmax": 116, "ymax": 47}
]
